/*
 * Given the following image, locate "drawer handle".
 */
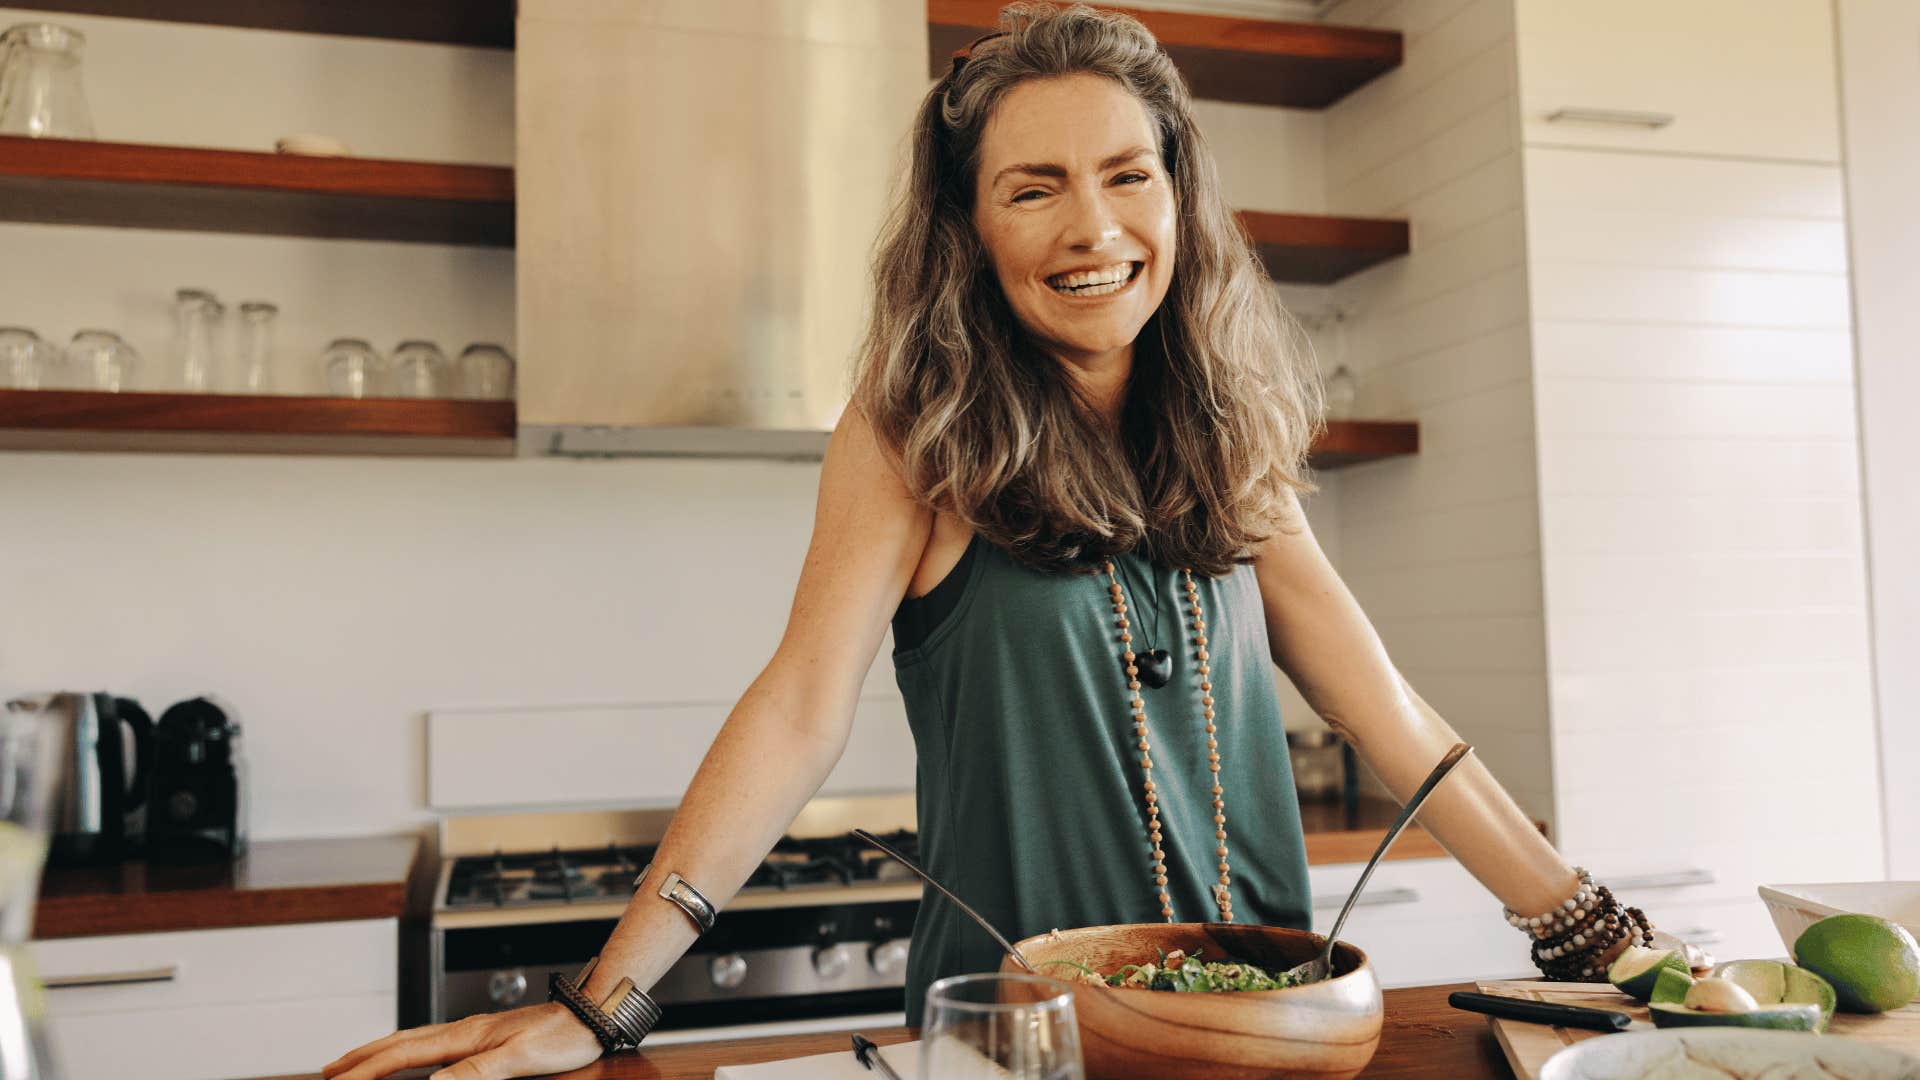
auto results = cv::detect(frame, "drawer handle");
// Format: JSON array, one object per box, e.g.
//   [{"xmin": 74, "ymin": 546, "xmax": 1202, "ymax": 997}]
[
  {"xmin": 42, "ymin": 965, "xmax": 179, "ymax": 990},
  {"xmin": 1546, "ymin": 107, "xmax": 1675, "ymax": 129},
  {"xmin": 1612, "ymin": 869, "xmax": 1716, "ymax": 891},
  {"xmin": 1311, "ymin": 887, "xmax": 1420, "ymax": 910},
  {"xmin": 1673, "ymin": 927, "xmax": 1724, "ymax": 946}
]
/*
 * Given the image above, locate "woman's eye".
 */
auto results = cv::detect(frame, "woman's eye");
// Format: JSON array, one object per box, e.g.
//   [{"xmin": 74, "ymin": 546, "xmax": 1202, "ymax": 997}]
[
  {"xmin": 1115, "ymin": 172, "xmax": 1149, "ymax": 185},
  {"xmin": 1012, "ymin": 189, "xmax": 1048, "ymax": 203}
]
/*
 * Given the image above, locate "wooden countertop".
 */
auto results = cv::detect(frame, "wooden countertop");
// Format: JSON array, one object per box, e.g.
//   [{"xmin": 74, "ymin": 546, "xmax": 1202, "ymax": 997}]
[
  {"xmin": 33, "ymin": 834, "xmax": 418, "ymax": 939},
  {"xmin": 1301, "ymin": 794, "xmax": 1449, "ymax": 865},
  {"xmin": 259, "ymin": 982, "xmax": 1511, "ymax": 1080}
]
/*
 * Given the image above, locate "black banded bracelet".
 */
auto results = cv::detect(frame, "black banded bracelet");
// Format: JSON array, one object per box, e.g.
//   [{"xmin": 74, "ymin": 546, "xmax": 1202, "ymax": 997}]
[{"xmin": 548, "ymin": 972, "xmax": 627, "ymax": 1054}]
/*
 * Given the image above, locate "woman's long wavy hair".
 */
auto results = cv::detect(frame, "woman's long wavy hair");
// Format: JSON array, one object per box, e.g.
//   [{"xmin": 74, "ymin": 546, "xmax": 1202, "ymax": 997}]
[{"xmin": 851, "ymin": 2, "xmax": 1323, "ymax": 577}]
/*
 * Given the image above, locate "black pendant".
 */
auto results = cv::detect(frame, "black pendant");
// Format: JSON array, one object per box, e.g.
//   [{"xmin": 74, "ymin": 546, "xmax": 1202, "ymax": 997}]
[{"xmin": 1130, "ymin": 648, "xmax": 1173, "ymax": 690}]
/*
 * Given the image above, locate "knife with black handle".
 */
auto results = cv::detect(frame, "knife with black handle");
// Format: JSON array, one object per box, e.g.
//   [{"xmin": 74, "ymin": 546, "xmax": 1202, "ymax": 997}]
[{"xmin": 1448, "ymin": 991, "xmax": 1632, "ymax": 1032}]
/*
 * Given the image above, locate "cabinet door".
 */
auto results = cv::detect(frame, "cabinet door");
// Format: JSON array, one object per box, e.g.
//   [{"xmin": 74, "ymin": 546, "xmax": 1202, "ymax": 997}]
[
  {"xmin": 1307, "ymin": 859, "xmax": 1531, "ymax": 987},
  {"xmin": 1516, "ymin": 0, "xmax": 1840, "ymax": 162},
  {"xmin": 29, "ymin": 919, "xmax": 396, "ymax": 1078}
]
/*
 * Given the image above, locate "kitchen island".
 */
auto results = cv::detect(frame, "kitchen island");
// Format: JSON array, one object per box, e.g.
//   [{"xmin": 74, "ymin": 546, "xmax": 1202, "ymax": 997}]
[{"xmin": 262, "ymin": 982, "xmax": 1516, "ymax": 1079}]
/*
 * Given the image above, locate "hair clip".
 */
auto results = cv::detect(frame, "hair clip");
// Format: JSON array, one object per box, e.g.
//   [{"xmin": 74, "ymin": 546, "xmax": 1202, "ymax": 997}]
[{"xmin": 948, "ymin": 30, "xmax": 1007, "ymax": 79}]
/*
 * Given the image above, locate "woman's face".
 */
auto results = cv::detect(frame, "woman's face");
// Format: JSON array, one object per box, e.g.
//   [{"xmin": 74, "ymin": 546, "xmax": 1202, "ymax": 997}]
[{"xmin": 972, "ymin": 74, "xmax": 1176, "ymax": 371}]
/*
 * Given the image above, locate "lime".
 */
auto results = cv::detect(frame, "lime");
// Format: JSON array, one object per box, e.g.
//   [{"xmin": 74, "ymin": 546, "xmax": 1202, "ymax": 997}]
[
  {"xmin": 1648, "ymin": 965, "xmax": 1695, "ymax": 1006},
  {"xmin": 1715, "ymin": 959, "xmax": 1838, "ymax": 1033},
  {"xmin": 1648, "ymin": 1001, "xmax": 1823, "ymax": 1032},
  {"xmin": 1608, "ymin": 946, "xmax": 1691, "ymax": 1002},
  {"xmin": 1793, "ymin": 913, "xmax": 1920, "ymax": 1014}
]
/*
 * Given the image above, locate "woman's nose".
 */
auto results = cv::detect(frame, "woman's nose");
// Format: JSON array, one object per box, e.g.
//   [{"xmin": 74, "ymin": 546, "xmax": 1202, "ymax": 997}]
[{"xmin": 1062, "ymin": 194, "xmax": 1123, "ymax": 251}]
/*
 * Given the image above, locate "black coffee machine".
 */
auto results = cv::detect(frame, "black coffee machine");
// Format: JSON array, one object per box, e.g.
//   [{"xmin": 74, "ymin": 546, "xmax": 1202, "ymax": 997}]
[{"xmin": 147, "ymin": 697, "xmax": 247, "ymax": 863}]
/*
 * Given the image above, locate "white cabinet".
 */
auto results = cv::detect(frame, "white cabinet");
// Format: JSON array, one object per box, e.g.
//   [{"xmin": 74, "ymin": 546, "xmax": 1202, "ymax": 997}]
[
  {"xmin": 1307, "ymin": 859, "xmax": 1531, "ymax": 988},
  {"xmin": 29, "ymin": 919, "xmax": 396, "ymax": 1080},
  {"xmin": 1515, "ymin": 0, "xmax": 1841, "ymax": 162}
]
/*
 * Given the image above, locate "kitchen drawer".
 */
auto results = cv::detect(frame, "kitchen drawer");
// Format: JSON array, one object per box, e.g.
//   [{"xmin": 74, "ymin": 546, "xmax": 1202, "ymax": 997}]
[
  {"xmin": 1313, "ymin": 906, "xmax": 1528, "ymax": 989},
  {"xmin": 29, "ymin": 917, "xmax": 395, "ymax": 1015},
  {"xmin": 1652, "ymin": 896, "xmax": 1786, "ymax": 964},
  {"xmin": 43, "ymin": 991, "xmax": 393, "ymax": 1080},
  {"xmin": 1515, "ymin": 0, "xmax": 1840, "ymax": 162},
  {"xmin": 1307, "ymin": 857, "xmax": 1493, "ymax": 921}
]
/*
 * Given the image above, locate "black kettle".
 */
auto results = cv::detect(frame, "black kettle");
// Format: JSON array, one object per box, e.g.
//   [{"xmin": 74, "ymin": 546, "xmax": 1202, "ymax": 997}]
[{"xmin": 3, "ymin": 692, "xmax": 153, "ymax": 865}]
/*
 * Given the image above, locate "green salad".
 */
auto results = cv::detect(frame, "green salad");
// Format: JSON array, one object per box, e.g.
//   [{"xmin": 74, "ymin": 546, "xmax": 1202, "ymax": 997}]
[{"xmin": 1047, "ymin": 948, "xmax": 1299, "ymax": 993}]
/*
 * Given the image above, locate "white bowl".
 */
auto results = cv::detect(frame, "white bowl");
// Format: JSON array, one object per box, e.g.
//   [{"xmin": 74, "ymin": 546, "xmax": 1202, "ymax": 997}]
[
  {"xmin": 1541, "ymin": 1028, "xmax": 1919, "ymax": 1080},
  {"xmin": 1758, "ymin": 881, "xmax": 1920, "ymax": 959}
]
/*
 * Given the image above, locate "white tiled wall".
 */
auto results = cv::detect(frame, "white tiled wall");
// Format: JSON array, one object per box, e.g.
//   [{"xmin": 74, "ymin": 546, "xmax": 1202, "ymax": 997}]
[{"xmin": 1316, "ymin": 0, "xmax": 1552, "ymax": 824}]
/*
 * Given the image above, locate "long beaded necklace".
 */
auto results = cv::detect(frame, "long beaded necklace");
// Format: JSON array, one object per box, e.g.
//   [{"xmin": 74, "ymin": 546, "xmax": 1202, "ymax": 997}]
[{"xmin": 1100, "ymin": 557, "xmax": 1235, "ymax": 924}]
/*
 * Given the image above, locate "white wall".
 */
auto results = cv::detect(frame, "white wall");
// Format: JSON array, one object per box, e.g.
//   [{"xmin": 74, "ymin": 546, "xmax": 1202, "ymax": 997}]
[
  {"xmin": 0, "ymin": 7, "xmax": 1347, "ymax": 841},
  {"xmin": 1836, "ymin": 0, "xmax": 1920, "ymax": 879},
  {"xmin": 1317, "ymin": 0, "xmax": 1551, "ymax": 824}
]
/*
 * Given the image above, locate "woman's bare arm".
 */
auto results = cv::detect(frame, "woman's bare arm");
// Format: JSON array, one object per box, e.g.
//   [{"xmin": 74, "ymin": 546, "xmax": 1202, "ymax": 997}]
[
  {"xmin": 324, "ymin": 409, "xmax": 930, "ymax": 1080},
  {"xmin": 1250, "ymin": 491, "xmax": 1575, "ymax": 918}
]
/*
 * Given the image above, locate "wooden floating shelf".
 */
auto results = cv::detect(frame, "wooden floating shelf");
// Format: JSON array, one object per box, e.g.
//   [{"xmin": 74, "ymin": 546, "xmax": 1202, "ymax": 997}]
[
  {"xmin": 0, "ymin": 389, "xmax": 516, "ymax": 457},
  {"xmin": 1239, "ymin": 210, "xmax": 1411, "ymax": 285},
  {"xmin": 17, "ymin": 0, "xmax": 514, "ymax": 48},
  {"xmin": 0, "ymin": 136, "xmax": 514, "ymax": 246},
  {"xmin": 928, "ymin": 0, "xmax": 1402, "ymax": 108},
  {"xmin": 1310, "ymin": 419, "xmax": 1419, "ymax": 470},
  {"xmin": 29, "ymin": 2, "xmax": 1400, "ymax": 109}
]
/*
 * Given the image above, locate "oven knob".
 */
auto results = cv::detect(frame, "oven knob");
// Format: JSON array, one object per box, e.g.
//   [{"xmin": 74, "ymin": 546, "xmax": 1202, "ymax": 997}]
[
  {"xmin": 869, "ymin": 940, "xmax": 909, "ymax": 978},
  {"xmin": 709, "ymin": 952, "xmax": 748, "ymax": 990},
  {"xmin": 812, "ymin": 944, "xmax": 850, "ymax": 980},
  {"xmin": 487, "ymin": 969, "xmax": 528, "ymax": 1006}
]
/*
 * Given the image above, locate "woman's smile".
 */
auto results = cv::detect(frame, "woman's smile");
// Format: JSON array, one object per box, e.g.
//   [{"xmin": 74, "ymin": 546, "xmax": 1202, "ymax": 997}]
[{"xmin": 1046, "ymin": 260, "xmax": 1144, "ymax": 298}]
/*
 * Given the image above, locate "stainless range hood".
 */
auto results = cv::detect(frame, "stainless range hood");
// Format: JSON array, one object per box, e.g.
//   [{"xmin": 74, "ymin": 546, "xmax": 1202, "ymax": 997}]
[{"xmin": 514, "ymin": 0, "xmax": 928, "ymax": 459}]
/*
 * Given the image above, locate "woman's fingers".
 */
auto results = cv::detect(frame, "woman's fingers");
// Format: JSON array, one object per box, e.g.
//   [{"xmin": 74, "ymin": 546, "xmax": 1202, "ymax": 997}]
[
  {"xmin": 429, "ymin": 1044, "xmax": 527, "ymax": 1080},
  {"xmin": 330, "ymin": 1022, "xmax": 476, "ymax": 1080},
  {"xmin": 324, "ymin": 1026, "xmax": 433, "ymax": 1077}
]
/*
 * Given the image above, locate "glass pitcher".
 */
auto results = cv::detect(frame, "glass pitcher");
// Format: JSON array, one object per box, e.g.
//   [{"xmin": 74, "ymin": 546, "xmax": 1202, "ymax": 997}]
[
  {"xmin": 0, "ymin": 703, "xmax": 68, "ymax": 1078},
  {"xmin": 0, "ymin": 23, "xmax": 95, "ymax": 139}
]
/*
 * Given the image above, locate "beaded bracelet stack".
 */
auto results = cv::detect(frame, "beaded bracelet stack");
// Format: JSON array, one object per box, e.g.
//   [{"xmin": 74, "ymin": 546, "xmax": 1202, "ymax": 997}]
[{"xmin": 1503, "ymin": 868, "xmax": 1655, "ymax": 981}]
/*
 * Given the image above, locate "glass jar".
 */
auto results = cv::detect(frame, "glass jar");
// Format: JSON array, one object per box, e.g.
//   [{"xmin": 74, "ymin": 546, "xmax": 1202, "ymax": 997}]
[
  {"xmin": 1286, "ymin": 727, "xmax": 1348, "ymax": 803},
  {"xmin": 323, "ymin": 338, "xmax": 385, "ymax": 399},
  {"xmin": 0, "ymin": 23, "xmax": 95, "ymax": 139},
  {"xmin": 456, "ymin": 343, "xmax": 515, "ymax": 400},
  {"xmin": 389, "ymin": 340, "xmax": 450, "ymax": 398},
  {"xmin": 234, "ymin": 301, "xmax": 278, "ymax": 394},
  {"xmin": 0, "ymin": 327, "xmax": 57, "ymax": 389},
  {"xmin": 64, "ymin": 330, "xmax": 139, "ymax": 392}
]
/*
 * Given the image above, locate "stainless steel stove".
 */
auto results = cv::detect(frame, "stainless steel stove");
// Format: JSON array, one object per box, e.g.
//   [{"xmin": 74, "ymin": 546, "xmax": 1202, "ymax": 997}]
[{"xmin": 429, "ymin": 795, "xmax": 923, "ymax": 1040}]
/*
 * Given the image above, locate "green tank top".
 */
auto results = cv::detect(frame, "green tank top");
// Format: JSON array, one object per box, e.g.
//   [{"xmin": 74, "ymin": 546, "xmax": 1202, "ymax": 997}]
[{"xmin": 890, "ymin": 535, "xmax": 1312, "ymax": 1025}]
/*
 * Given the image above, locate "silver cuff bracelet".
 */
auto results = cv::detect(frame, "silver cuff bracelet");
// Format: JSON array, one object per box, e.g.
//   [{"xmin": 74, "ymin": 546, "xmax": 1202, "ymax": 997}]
[{"xmin": 635, "ymin": 862, "xmax": 717, "ymax": 935}]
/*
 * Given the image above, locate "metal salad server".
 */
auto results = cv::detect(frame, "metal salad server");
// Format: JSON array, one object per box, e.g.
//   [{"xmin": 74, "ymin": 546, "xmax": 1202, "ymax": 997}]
[
  {"xmin": 1283, "ymin": 742, "xmax": 1475, "ymax": 986},
  {"xmin": 852, "ymin": 827, "xmax": 1037, "ymax": 973}
]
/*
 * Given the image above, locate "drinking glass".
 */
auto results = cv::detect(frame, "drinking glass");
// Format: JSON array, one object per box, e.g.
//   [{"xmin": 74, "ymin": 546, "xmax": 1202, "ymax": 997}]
[
  {"xmin": 172, "ymin": 288, "xmax": 219, "ymax": 392},
  {"xmin": 920, "ymin": 974, "xmax": 1083, "ymax": 1080},
  {"xmin": 389, "ymin": 340, "xmax": 450, "ymax": 398},
  {"xmin": 323, "ymin": 338, "xmax": 385, "ymax": 398},
  {"xmin": 0, "ymin": 328, "xmax": 57, "ymax": 389},
  {"xmin": 234, "ymin": 301, "xmax": 278, "ymax": 394},
  {"xmin": 456, "ymin": 343, "xmax": 514, "ymax": 400},
  {"xmin": 64, "ymin": 330, "xmax": 138, "ymax": 392},
  {"xmin": 0, "ymin": 702, "xmax": 67, "ymax": 1078},
  {"xmin": 0, "ymin": 22, "xmax": 95, "ymax": 139}
]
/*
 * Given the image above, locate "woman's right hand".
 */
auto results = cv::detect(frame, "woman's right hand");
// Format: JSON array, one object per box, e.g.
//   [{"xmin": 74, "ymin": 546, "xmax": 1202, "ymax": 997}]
[{"xmin": 321, "ymin": 1002, "xmax": 603, "ymax": 1080}]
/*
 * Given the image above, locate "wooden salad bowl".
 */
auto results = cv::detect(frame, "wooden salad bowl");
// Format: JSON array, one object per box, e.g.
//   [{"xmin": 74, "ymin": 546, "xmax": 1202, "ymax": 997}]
[{"xmin": 1000, "ymin": 922, "xmax": 1383, "ymax": 1080}]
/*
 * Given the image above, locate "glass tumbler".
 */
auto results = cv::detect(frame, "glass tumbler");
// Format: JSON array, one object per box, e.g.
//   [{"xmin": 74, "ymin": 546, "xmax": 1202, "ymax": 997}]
[
  {"xmin": 921, "ymin": 974, "xmax": 1084, "ymax": 1080},
  {"xmin": 456, "ymin": 343, "xmax": 514, "ymax": 400},
  {"xmin": 64, "ymin": 329, "xmax": 139, "ymax": 392},
  {"xmin": 0, "ymin": 701, "xmax": 69, "ymax": 1078},
  {"xmin": 0, "ymin": 22, "xmax": 95, "ymax": 139},
  {"xmin": 0, "ymin": 328, "xmax": 57, "ymax": 389},
  {"xmin": 323, "ymin": 338, "xmax": 385, "ymax": 398},
  {"xmin": 234, "ymin": 301, "xmax": 278, "ymax": 394},
  {"xmin": 389, "ymin": 340, "xmax": 450, "ymax": 399},
  {"xmin": 172, "ymin": 288, "xmax": 220, "ymax": 392}
]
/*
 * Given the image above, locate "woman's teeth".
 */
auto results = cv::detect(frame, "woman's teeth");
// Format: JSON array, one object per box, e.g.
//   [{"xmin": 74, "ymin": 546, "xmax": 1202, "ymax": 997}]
[{"xmin": 1049, "ymin": 262, "xmax": 1137, "ymax": 296}]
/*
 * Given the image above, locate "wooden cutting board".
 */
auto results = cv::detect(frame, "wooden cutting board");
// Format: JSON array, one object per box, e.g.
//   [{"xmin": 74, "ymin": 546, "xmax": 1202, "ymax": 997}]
[{"xmin": 1474, "ymin": 978, "xmax": 1920, "ymax": 1079}]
